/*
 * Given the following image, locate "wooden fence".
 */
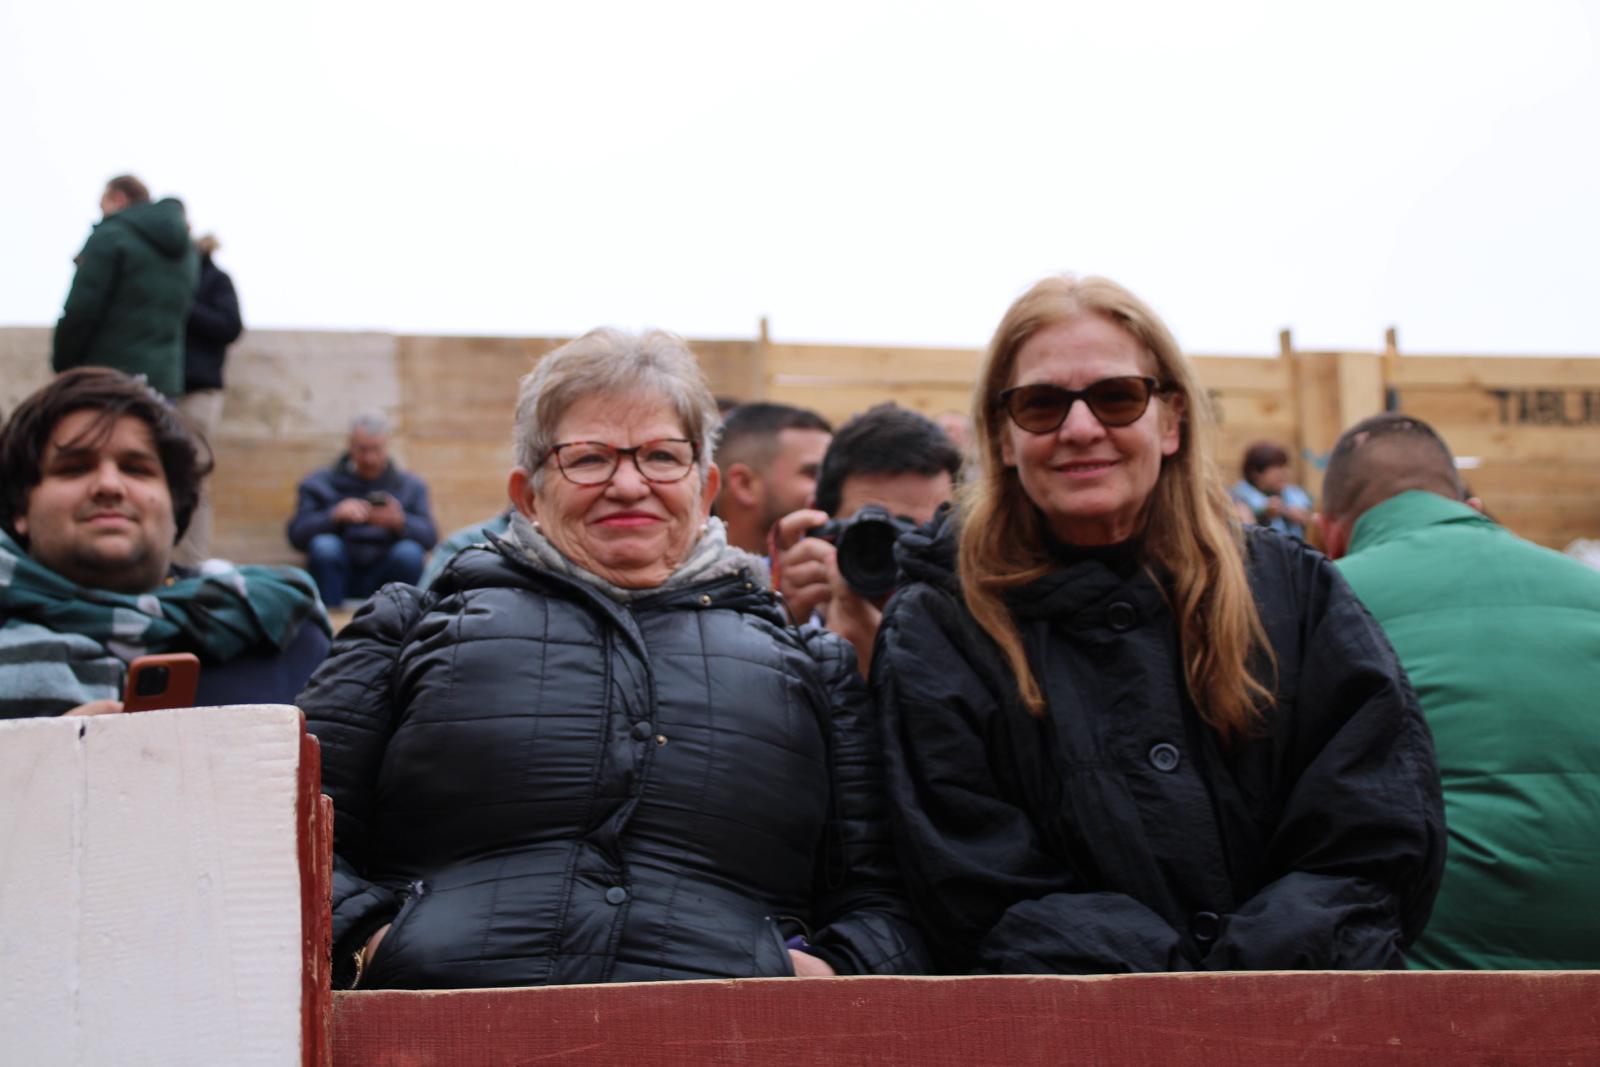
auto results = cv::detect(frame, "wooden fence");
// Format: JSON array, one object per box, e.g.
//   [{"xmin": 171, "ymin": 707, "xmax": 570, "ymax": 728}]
[
  {"xmin": 6, "ymin": 706, "xmax": 1597, "ymax": 1066},
  {"xmin": 2, "ymin": 326, "xmax": 1597, "ymax": 557}
]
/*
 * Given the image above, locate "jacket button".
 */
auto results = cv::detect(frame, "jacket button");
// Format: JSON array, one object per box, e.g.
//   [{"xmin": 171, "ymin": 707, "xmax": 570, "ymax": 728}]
[
  {"xmin": 605, "ymin": 886, "xmax": 628, "ymax": 905},
  {"xmin": 631, "ymin": 721, "xmax": 653, "ymax": 741},
  {"xmin": 1107, "ymin": 601, "xmax": 1137, "ymax": 631},
  {"xmin": 698, "ymin": 594, "xmax": 712, "ymax": 606},
  {"xmin": 1191, "ymin": 911, "xmax": 1221, "ymax": 944},
  {"xmin": 654, "ymin": 734, "xmax": 668, "ymax": 747},
  {"xmin": 1148, "ymin": 742, "xmax": 1181, "ymax": 772}
]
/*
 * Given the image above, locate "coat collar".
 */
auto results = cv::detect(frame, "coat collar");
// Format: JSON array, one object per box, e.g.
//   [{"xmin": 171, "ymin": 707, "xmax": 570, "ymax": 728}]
[{"xmin": 1347, "ymin": 490, "xmax": 1493, "ymax": 557}]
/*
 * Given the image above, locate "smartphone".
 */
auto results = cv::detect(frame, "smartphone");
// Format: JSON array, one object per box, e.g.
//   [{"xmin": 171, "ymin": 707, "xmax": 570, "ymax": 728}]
[
  {"xmin": 123, "ymin": 652, "xmax": 201, "ymax": 712},
  {"xmin": 366, "ymin": 491, "xmax": 389, "ymax": 507}
]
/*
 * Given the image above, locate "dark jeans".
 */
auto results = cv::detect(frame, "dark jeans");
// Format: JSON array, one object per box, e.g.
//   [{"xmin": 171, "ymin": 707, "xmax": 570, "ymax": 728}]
[{"xmin": 306, "ymin": 534, "xmax": 426, "ymax": 606}]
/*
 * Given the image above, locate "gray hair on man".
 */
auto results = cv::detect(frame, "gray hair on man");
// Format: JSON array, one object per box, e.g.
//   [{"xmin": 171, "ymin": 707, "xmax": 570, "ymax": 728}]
[
  {"xmin": 513, "ymin": 328, "xmax": 721, "ymax": 488},
  {"xmin": 349, "ymin": 410, "xmax": 391, "ymax": 438}
]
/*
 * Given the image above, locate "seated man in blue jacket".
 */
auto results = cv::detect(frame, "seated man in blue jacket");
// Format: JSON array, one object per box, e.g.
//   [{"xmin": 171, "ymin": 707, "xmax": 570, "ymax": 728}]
[
  {"xmin": 287, "ymin": 412, "xmax": 437, "ymax": 606},
  {"xmin": 0, "ymin": 368, "xmax": 330, "ymax": 717}
]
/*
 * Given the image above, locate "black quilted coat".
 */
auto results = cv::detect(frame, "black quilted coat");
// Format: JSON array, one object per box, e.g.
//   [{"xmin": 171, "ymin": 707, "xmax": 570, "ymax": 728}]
[
  {"xmin": 874, "ymin": 515, "xmax": 1445, "ymax": 974},
  {"xmin": 301, "ymin": 539, "xmax": 926, "ymax": 988}
]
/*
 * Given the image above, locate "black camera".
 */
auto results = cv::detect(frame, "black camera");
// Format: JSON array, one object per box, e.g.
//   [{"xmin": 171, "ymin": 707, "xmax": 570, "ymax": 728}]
[{"xmin": 807, "ymin": 505, "xmax": 918, "ymax": 601}]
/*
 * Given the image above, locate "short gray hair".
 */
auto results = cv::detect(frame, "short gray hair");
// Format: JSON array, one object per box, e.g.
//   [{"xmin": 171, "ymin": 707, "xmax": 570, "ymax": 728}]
[
  {"xmin": 514, "ymin": 328, "xmax": 721, "ymax": 487},
  {"xmin": 349, "ymin": 410, "xmax": 390, "ymax": 437}
]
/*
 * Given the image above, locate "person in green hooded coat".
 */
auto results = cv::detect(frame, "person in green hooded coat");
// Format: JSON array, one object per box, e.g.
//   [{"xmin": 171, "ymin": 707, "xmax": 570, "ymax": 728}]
[
  {"xmin": 52, "ymin": 175, "xmax": 198, "ymax": 399},
  {"xmin": 1318, "ymin": 412, "xmax": 1600, "ymax": 970}
]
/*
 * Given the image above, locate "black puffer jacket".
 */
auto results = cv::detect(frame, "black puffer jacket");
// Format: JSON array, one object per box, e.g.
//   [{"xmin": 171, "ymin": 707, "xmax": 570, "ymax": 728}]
[
  {"xmin": 301, "ymin": 539, "xmax": 926, "ymax": 988},
  {"xmin": 874, "ymin": 515, "xmax": 1445, "ymax": 974}
]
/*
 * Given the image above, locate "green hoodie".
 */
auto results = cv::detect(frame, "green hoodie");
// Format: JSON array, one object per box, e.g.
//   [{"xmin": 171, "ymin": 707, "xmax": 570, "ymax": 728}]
[
  {"xmin": 1336, "ymin": 490, "xmax": 1600, "ymax": 969},
  {"xmin": 52, "ymin": 197, "xmax": 199, "ymax": 398}
]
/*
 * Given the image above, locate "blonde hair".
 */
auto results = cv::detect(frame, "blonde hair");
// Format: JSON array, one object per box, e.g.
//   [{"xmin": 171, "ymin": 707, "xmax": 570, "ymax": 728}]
[{"xmin": 958, "ymin": 275, "xmax": 1273, "ymax": 740}]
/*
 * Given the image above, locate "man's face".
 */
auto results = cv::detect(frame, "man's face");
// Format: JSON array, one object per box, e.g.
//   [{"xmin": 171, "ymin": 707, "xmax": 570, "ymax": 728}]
[
  {"xmin": 835, "ymin": 468, "xmax": 953, "ymax": 525},
  {"xmin": 15, "ymin": 410, "xmax": 176, "ymax": 594},
  {"xmin": 99, "ymin": 188, "xmax": 129, "ymax": 217},
  {"xmin": 759, "ymin": 428, "xmax": 831, "ymax": 528},
  {"xmin": 349, "ymin": 430, "xmax": 390, "ymax": 481},
  {"xmin": 1253, "ymin": 463, "xmax": 1291, "ymax": 495}
]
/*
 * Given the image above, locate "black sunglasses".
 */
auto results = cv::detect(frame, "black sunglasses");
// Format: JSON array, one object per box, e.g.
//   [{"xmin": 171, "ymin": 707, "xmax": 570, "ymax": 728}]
[{"xmin": 998, "ymin": 376, "xmax": 1164, "ymax": 433}]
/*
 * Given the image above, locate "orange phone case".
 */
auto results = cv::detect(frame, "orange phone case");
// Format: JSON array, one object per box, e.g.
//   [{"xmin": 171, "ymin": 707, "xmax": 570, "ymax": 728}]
[{"xmin": 122, "ymin": 652, "xmax": 201, "ymax": 712}]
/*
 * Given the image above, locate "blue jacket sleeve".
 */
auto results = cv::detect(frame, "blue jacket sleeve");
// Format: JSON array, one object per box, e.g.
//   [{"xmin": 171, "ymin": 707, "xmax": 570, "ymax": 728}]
[
  {"xmin": 287, "ymin": 472, "xmax": 339, "ymax": 550},
  {"xmin": 397, "ymin": 476, "xmax": 438, "ymax": 550}
]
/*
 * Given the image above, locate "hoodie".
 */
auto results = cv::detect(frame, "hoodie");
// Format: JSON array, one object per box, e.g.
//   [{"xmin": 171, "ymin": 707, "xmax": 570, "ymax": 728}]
[{"xmin": 53, "ymin": 197, "xmax": 199, "ymax": 398}]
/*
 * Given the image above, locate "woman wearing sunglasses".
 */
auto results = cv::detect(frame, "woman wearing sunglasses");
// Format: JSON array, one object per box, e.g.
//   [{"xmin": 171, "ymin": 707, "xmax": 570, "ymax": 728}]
[
  {"xmin": 300, "ymin": 328, "xmax": 926, "ymax": 988},
  {"xmin": 875, "ymin": 276, "xmax": 1445, "ymax": 973}
]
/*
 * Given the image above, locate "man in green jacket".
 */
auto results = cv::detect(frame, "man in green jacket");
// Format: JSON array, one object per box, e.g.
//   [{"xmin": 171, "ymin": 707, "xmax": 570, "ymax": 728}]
[
  {"xmin": 52, "ymin": 175, "xmax": 198, "ymax": 399},
  {"xmin": 1317, "ymin": 412, "xmax": 1600, "ymax": 969}
]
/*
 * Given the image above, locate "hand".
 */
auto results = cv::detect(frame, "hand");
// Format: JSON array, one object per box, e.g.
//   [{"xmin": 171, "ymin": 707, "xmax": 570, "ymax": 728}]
[
  {"xmin": 362, "ymin": 923, "xmax": 391, "ymax": 969},
  {"xmin": 772, "ymin": 509, "xmax": 835, "ymax": 625},
  {"xmin": 366, "ymin": 495, "xmax": 406, "ymax": 532},
  {"xmin": 788, "ymin": 949, "xmax": 836, "ymax": 977},
  {"xmin": 1262, "ymin": 496, "xmax": 1285, "ymax": 520},
  {"xmin": 1282, "ymin": 504, "xmax": 1312, "ymax": 527},
  {"xmin": 825, "ymin": 560, "xmax": 884, "ymax": 677},
  {"xmin": 332, "ymin": 498, "xmax": 372, "ymax": 525},
  {"xmin": 62, "ymin": 699, "xmax": 124, "ymax": 716}
]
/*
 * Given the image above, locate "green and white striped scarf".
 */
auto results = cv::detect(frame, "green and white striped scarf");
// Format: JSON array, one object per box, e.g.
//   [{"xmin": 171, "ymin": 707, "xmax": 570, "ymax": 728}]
[{"xmin": 0, "ymin": 530, "xmax": 329, "ymax": 718}]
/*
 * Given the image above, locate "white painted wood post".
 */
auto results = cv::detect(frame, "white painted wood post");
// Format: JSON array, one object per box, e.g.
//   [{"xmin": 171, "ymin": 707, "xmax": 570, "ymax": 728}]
[{"xmin": 0, "ymin": 705, "xmax": 312, "ymax": 1066}]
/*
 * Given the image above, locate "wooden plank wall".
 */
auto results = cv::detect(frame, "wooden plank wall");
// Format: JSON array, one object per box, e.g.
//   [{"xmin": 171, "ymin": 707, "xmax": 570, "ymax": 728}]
[
  {"xmin": 1, "ymin": 329, "xmax": 1596, "ymax": 556},
  {"xmin": 1387, "ymin": 356, "xmax": 1600, "ymax": 550}
]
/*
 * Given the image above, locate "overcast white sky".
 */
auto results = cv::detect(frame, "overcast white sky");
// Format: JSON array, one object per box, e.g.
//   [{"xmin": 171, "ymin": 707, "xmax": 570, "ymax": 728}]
[{"xmin": 3, "ymin": 1, "xmax": 1598, "ymax": 354}]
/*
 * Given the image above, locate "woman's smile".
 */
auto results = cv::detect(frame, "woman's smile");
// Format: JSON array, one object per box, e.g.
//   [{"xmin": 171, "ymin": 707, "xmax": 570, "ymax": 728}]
[{"xmin": 596, "ymin": 511, "xmax": 662, "ymax": 528}]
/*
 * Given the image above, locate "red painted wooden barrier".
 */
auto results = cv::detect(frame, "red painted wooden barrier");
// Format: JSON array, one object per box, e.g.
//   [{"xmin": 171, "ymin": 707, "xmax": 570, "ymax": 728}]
[
  {"xmin": 298, "ymin": 725, "xmax": 333, "ymax": 1067},
  {"xmin": 329, "ymin": 970, "xmax": 1600, "ymax": 1066}
]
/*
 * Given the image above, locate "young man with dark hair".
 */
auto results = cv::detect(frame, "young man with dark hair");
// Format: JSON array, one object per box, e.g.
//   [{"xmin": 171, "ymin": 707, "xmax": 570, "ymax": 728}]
[
  {"xmin": 713, "ymin": 402, "xmax": 833, "ymax": 554},
  {"xmin": 1317, "ymin": 411, "xmax": 1600, "ymax": 969},
  {"xmin": 53, "ymin": 175, "xmax": 198, "ymax": 399},
  {"xmin": 0, "ymin": 368, "xmax": 329, "ymax": 718},
  {"xmin": 772, "ymin": 403, "xmax": 962, "ymax": 673}
]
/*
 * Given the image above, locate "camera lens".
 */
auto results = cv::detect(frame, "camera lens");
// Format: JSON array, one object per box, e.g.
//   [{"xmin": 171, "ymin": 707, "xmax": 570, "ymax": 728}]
[
  {"xmin": 135, "ymin": 667, "xmax": 170, "ymax": 696},
  {"xmin": 835, "ymin": 511, "xmax": 907, "ymax": 600}
]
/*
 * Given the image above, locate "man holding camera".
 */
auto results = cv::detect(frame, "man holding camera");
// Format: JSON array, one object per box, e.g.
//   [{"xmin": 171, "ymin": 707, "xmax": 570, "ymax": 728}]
[
  {"xmin": 287, "ymin": 411, "xmax": 437, "ymax": 606},
  {"xmin": 0, "ymin": 368, "xmax": 328, "ymax": 717},
  {"xmin": 772, "ymin": 404, "xmax": 962, "ymax": 675}
]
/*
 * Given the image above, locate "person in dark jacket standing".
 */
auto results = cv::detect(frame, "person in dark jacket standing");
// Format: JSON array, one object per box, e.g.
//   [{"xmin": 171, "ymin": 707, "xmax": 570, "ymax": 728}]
[
  {"xmin": 53, "ymin": 175, "xmax": 198, "ymax": 399},
  {"xmin": 286, "ymin": 412, "xmax": 437, "ymax": 605},
  {"xmin": 174, "ymin": 233, "xmax": 244, "ymax": 566},
  {"xmin": 298, "ymin": 327, "xmax": 926, "ymax": 989},
  {"xmin": 874, "ymin": 275, "xmax": 1445, "ymax": 975}
]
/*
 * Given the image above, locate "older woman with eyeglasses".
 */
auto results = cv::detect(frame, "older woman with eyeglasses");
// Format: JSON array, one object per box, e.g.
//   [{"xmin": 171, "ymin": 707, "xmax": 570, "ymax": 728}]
[
  {"xmin": 301, "ymin": 328, "xmax": 926, "ymax": 989},
  {"xmin": 874, "ymin": 276, "xmax": 1445, "ymax": 974}
]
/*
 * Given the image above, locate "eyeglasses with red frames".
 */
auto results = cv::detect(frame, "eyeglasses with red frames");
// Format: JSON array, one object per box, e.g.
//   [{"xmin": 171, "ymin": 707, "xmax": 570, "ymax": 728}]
[
  {"xmin": 540, "ymin": 438, "xmax": 699, "ymax": 485},
  {"xmin": 998, "ymin": 376, "xmax": 1166, "ymax": 433}
]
